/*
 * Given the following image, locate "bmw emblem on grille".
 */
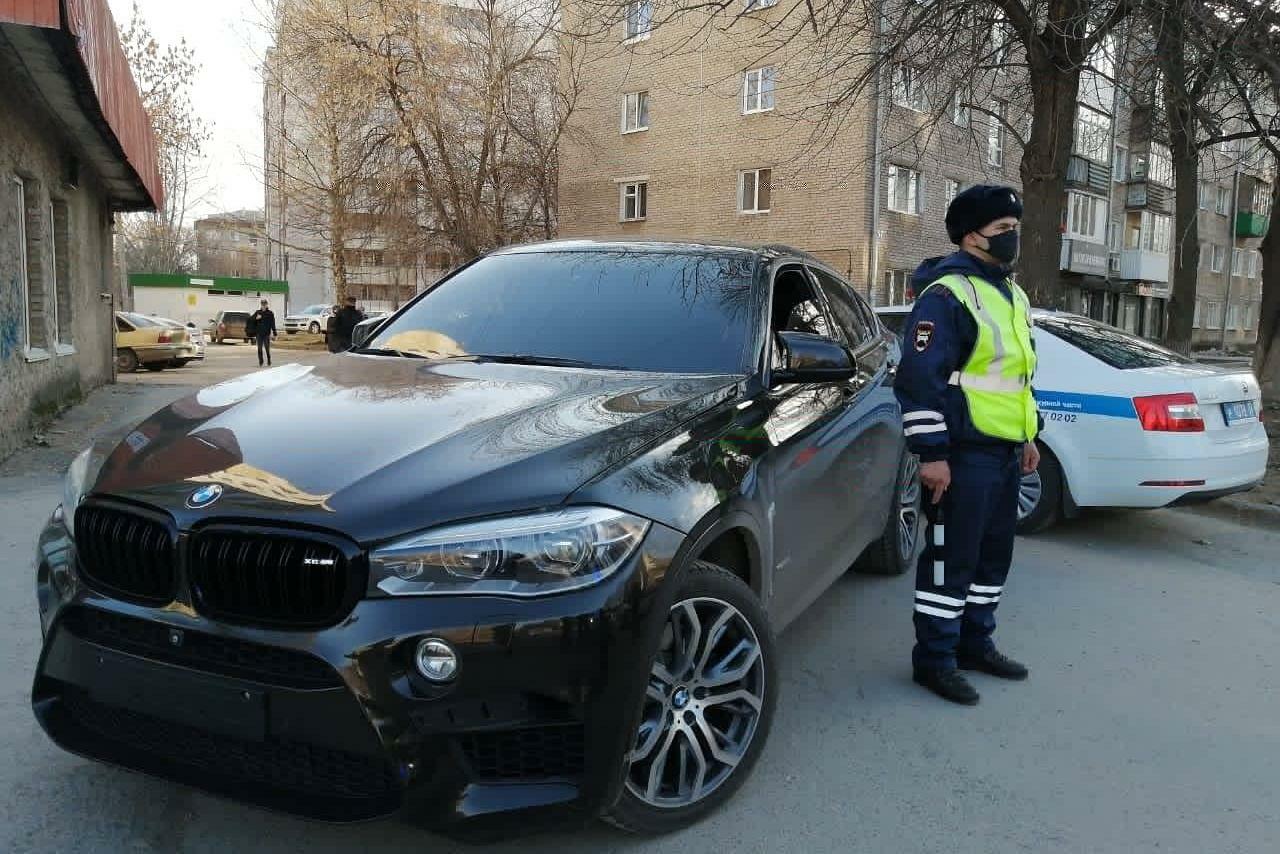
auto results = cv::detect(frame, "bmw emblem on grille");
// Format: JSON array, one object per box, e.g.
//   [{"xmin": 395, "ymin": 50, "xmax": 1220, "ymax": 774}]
[{"xmin": 186, "ymin": 483, "xmax": 224, "ymax": 509}]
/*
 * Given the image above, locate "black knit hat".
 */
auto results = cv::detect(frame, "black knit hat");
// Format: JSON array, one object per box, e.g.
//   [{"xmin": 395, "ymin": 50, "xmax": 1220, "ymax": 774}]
[{"xmin": 945, "ymin": 185, "xmax": 1023, "ymax": 245}]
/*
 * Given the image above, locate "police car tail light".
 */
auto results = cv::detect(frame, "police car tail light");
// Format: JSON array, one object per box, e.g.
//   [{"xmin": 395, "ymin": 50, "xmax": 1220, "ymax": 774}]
[{"xmin": 1132, "ymin": 393, "xmax": 1204, "ymax": 432}]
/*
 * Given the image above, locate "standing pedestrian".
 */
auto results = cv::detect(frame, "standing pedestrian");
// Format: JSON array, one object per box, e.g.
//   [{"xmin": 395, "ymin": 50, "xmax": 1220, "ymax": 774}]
[
  {"xmin": 330, "ymin": 296, "xmax": 364, "ymax": 353},
  {"xmin": 894, "ymin": 185, "xmax": 1043, "ymax": 705},
  {"xmin": 251, "ymin": 298, "xmax": 277, "ymax": 367}
]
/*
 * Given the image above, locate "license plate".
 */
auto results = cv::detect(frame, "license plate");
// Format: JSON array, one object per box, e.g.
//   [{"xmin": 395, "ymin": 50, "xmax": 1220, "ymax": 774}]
[
  {"xmin": 88, "ymin": 650, "xmax": 267, "ymax": 741},
  {"xmin": 1221, "ymin": 400, "xmax": 1258, "ymax": 425}
]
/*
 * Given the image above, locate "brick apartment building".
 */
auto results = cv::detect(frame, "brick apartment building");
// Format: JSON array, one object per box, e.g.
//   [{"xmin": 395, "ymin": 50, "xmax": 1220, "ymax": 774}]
[
  {"xmin": 559, "ymin": 5, "xmax": 1272, "ymax": 347},
  {"xmin": 194, "ymin": 210, "xmax": 268, "ymax": 279}
]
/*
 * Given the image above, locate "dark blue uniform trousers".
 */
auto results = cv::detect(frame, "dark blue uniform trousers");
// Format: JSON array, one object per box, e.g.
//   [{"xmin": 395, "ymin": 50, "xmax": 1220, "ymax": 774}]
[{"xmin": 913, "ymin": 444, "xmax": 1021, "ymax": 671}]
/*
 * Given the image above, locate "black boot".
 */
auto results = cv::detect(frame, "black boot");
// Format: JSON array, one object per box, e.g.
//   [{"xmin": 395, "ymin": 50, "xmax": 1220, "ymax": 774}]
[
  {"xmin": 958, "ymin": 648, "xmax": 1029, "ymax": 680},
  {"xmin": 913, "ymin": 667, "xmax": 980, "ymax": 705}
]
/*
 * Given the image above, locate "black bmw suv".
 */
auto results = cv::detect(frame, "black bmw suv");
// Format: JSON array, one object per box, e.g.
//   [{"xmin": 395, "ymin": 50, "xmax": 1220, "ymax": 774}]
[{"xmin": 33, "ymin": 240, "xmax": 919, "ymax": 835}]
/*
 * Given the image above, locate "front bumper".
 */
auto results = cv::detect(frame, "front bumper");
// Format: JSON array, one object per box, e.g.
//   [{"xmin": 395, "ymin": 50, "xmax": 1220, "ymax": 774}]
[{"xmin": 33, "ymin": 515, "xmax": 683, "ymax": 830}]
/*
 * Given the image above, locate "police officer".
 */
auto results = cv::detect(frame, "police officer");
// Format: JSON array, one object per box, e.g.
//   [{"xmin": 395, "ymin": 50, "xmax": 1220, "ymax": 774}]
[{"xmin": 894, "ymin": 185, "xmax": 1042, "ymax": 705}]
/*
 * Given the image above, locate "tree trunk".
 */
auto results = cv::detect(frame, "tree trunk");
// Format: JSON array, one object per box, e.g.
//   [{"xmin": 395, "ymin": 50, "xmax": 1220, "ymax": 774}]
[
  {"xmin": 1254, "ymin": 178, "xmax": 1280, "ymax": 402},
  {"xmin": 327, "ymin": 125, "xmax": 348, "ymax": 304},
  {"xmin": 1017, "ymin": 34, "xmax": 1085, "ymax": 309},
  {"xmin": 1156, "ymin": 5, "xmax": 1199, "ymax": 354}
]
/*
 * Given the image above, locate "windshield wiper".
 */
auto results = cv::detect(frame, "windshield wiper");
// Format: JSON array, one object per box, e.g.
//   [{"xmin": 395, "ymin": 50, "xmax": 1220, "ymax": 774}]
[
  {"xmin": 461, "ymin": 353, "xmax": 628, "ymax": 370},
  {"xmin": 351, "ymin": 346, "xmax": 427, "ymax": 359}
]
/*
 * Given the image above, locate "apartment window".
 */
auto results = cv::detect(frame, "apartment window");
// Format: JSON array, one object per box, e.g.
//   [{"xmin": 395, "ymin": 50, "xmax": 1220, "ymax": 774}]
[
  {"xmin": 743, "ymin": 67, "xmax": 776, "ymax": 114},
  {"xmin": 1253, "ymin": 181, "xmax": 1273, "ymax": 216},
  {"xmin": 891, "ymin": 64, "xmax": 926, "ymax": 112},
  {"xmin": 944, "ymin": 178, "xmax": 961, "ymax": 205},
  {"xmin": 619, "ymin": 181, "xmax": 648, "ymax": 221},
  {"xmin": 1211, "ymin": 243, "xmax": 1225, "ymax": 273},
  {"xmin": 1147, "ymin": 143, "xmax": 1173, "ymax": 187},
  {"xmin": 1216, "ymin": 186, "xmax": 1231, "ymax": 216},
  {"xmin": 1198, "ymin": 240, "xmax": 1209, "ymax": 270},
  {"xmin": 1067, "ymin": 192, "xmax": 1108, "ymax": 243},
  {"xmin": 14, "ymin": 176, "xmax": 52, "ymax": 357},
  {"xmin": 1198, "ymin": 180, "xmax": 1210, "ymax": 210},
  {"xmin": 1073, "ymin": 105, "xmax": 1112, "ymax": 164},
  {"xmin": 883, "ymin": 269, "xmax": 911, "ymax": 305},
  {"xmin": 886, "ymin": 165, "xmax": 922, "ymax": 215},
  {"xmin": 1113, "ymin": 145, "xmax": 1128, "ymax": 182},
  {"xmin": 990, "ymin": 19, "xmax": 1009, "ymax": 67},
  {"xmin": 987, "ymin": 103, "xmax": 1006, "ymax": 167},
  {"xmin": 1126, "ymin": 211, "xmax": 1171, "ymax": 253},
  {"xmin": 1205, "ymin": 300, "xmax": 1223, "ymax": 330},
  {"xmin": 622, "ymin": 91, "xmax": 650, "ymax": 132},
  {"xmin": 1193, "ymin": 298, "xmax": 1203, "ymax": 328},
  {"xmin": 1231, "ymin": 248, "xmax": 1246, "ymax": 276},
  {"xmin": 744, "ymin": 0, "xmax": 778, "ymax": 9},
  {"xmin": 1227, "ymin": 303, "xmax": 1243, "ymax": 329},
  {"xmin": 951, "ymin": 91, "xmax": 971, "ymax": 126},
  {"xmin": 625, "ymin": 0, "xmax": 653, "ymax": 40},
  {"xmin": 49, "ymin": 199, "xmax": 71, "ymax": 348},
  {"xmin": 1248, "ymin": 250, "xmax": 1261, "ymax": 278},
  {"xmin": 1246, "ymin": 303, "xmax": 1257, "ymax": 330},
  {"xmin": 739, "ymin": 168, "xmax": 772, "ymax": 213}
]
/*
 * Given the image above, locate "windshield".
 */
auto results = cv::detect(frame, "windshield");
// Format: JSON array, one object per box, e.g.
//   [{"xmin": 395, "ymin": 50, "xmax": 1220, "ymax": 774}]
[
  {"xmin": 1037, "ymin": 314, "xmax": 1193, "ymax": 370},
  {"xmin": 369, "ymin": 250, "xmax": 759, "ymax": 374}
]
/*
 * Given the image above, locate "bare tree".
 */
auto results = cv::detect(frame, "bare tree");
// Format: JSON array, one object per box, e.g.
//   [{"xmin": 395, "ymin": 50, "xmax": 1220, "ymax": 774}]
[{"xmin": 117, "ymin": 2, "xmax": 211, "ymax": 274}]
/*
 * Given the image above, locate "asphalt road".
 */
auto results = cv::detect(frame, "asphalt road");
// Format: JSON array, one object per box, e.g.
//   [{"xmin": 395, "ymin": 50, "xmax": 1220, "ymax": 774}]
[{"xmin": 1, "ymin": 348, "xmax": 1277, "ymax": 853}]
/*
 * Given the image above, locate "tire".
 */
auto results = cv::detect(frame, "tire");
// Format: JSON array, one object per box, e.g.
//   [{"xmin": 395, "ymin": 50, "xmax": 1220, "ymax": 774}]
[
  {"xmin": 115, "ymin": 349, "xmax": 139, "ymax": 373},
  {"xmin": 1016, "ymin": 442, "xmax": 1062, "ymax": 535},
  {"xmin": 855, "ymin": 450, "xmax": 921, "ymax": 576},
  {"xmin": 308, "ymin": 322, "xmax": 320, "ymax": 334},
  {"xmin": 604, "ymin": 560, "xmax": 778, "ymax": 835}
]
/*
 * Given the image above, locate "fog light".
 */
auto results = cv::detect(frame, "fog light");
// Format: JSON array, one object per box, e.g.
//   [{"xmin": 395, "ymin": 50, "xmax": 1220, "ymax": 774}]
[{"xmin": 414, "ymin": 638, "xmax": 458, "ymax": 682}]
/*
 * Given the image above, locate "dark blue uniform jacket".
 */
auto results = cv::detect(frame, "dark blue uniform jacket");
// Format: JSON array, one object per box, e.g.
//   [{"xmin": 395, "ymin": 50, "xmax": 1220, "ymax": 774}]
[{"xmin": 893, "ymin": 252, "xmax": 1041, "ymax": 462}]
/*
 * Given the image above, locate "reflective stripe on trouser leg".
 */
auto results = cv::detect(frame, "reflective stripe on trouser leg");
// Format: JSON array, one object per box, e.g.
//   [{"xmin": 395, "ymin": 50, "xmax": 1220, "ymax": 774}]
[{"xmin": 932, "ymin": 510, "xmax": 945, "ymax": 585}]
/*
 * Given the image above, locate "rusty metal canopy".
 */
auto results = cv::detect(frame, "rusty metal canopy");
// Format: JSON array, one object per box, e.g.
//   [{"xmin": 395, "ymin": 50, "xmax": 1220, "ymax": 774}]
[{"xmin": 0, "ymin": 0, "xmax": 163, "ymax": 211}]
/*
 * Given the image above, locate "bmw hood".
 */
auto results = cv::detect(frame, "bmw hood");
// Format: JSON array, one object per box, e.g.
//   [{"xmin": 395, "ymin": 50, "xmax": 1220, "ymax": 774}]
[{"xmin": 84, "ymin": 356, "xmax": 740, "ymax": 542}]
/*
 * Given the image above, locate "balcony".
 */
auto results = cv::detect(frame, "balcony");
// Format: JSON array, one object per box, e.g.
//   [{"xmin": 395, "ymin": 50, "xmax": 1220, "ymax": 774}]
[
  {"xmin": 1119, "ymin": 249, "xmax": 1171, "ymax": 283},
  {"xmin": 1125, "ymin": 181, "xmax": 1173, "ymax": 214},
  {"xmin": 1059, "ymin": 238, "xmax": 1110, "ymax": 277},
  {"xmin": 1237, "ymin": 211, "xmax": 1269, "ymax": 238},
  {"xmin": 1066, "ymin": 155, "xmax": 1112, "ymax": 194}
]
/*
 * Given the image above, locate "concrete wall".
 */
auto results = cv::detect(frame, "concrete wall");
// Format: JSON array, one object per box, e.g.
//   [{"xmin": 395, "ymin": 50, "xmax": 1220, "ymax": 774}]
[{"xmin": 0, "ymin": 73, "xmax": 115, "ymax": 460}]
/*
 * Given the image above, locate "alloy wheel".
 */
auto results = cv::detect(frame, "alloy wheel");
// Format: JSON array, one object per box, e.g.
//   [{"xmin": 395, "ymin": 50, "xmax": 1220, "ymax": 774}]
[
  {"xmin": 626, "ymin": 597, "xmax": 766, "ymax": 809},
  {"xmin": 1018, "ymin": 471, "xmax": 1043, "ymax": 520},
  {"xmin": 898, "ymin": 454, "xmax": 922, "ymax": 558}
]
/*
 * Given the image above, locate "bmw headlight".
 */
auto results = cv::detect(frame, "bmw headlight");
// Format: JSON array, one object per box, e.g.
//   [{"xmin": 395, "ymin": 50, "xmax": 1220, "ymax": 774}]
[
  {"xmin": 61, "ymin": 447, "xmax": 93, "ymax": 534},
  {"xmin": 369, "ymin": 506, "xmax": 651, "ymax": 597}
]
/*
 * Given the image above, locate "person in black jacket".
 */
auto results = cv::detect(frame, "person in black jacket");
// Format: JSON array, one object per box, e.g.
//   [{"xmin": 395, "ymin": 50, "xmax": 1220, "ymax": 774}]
[
  {"xmin": 330, "ymin": 296, "xmax": 364, "ymax": 353},
  {"xmin": 250, "ymin": 299, "xmax": 277, "ymax": 367}
]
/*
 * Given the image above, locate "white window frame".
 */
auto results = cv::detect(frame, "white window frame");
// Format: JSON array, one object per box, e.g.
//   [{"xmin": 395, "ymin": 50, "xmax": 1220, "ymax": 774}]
[
  {"xmin": 1067, "ymin": 192, "xmax": 1109, "ymax": 244},
  {"xmin": 887, "ymin": 164, "xmax": 922, "ymax": 215},
  {"xmin": 990, "ymin": 19, "xmax": 1009, "ymax": 68},
  {"xmin": 742, "ymin": 67, "xmax": 776, "ymax": 114},
  {"xmin": 951, "ymin": 91, "xmax": 970, "ymax": 126},
  {"xmin": 14, "ymin": 177, "xmax": 32, "ymax": 356},
  {"xmin": 619, "ymin": 180, "xmax": 648, "ymax": 221},
  {"xmin": 1073, "ymin": 104, "xmax": 1112, "ymax": 164},
  {"xmin": 944, "ymin": 178, "xmax": 961, "ymax": 205},
  {"xmin": 624, "ymin": 0, "xmax": 653, "ymax": 41},
  {"xmin": 739, "ymin": 168, "xmax": 772, "ymax": 214},
  {"xmin": 1231, "ymin": 247, "xmax": 1246, "ymax": 276},
  {"xmin": 987, "ymin": 103, "xmax": 1006, "ymax": 167},
  {"xmin": 1211, "ymin": 243, "xmax": 1225, "ymax": 273},
  {"xmin": 1227, "ymin": 302, "xmax": 1243, "ymax": 330},
  {"xmin": 1215, "ymin": 185, "xmax": 1231, "ymax": 216},
  {"xmin": 1193, "ymin": 298, "xmax": 1203, "ymax": 328},
  {"xmin": 1198, "ymin": 180, "xmax": 1210, "ymax": 210},
  {"xmin": 1253, "ymin": 182, "xmax": 1272, "ymax": 216},
  {"xmin": 744, "ymin": 0, "xmax": 778, "ymax": 9},
  {"xmin": 1206, "ymin": 300, "xmax": 1223, "ymax": 330},
  {"xmin": 621, "ymin": 91, "xmax": 649, "ymax": 133},
  {"xmin": 1248, "ymin": 250, "xmax": 1260, "ymax": 278},
  {"xmin": 1114, "ymin": 145, "xmax": 1128, "ymax": 182},
  {"xmin": 891, "ymin": 64, "xmax": 926, "ymax": 112},
  {"xmin": 1147, "ymin": 143, "xmax": 1173, "ymax": 187}
]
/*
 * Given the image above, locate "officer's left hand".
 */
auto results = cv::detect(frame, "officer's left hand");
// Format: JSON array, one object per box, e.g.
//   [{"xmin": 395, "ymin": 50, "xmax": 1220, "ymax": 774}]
[{"xmin": 1021, "ymin": 442, "xmax": 1041, "ymax": 475}]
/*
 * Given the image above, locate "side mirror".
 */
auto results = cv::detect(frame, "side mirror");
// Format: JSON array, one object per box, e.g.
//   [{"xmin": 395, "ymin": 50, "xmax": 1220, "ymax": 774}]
[{"xmin": 772, "ymin": 331, "xmax": 856, "ymax": 386}]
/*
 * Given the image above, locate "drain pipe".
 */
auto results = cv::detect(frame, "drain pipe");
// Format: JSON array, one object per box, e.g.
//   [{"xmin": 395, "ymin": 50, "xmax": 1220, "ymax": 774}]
[
  {"xmin": 1221, "ymin": 165, "xmax": 1241, "ymax": 350},
  {"xmin": 867, "ymin": 0, "xmax": 886, "ymax": 302}
]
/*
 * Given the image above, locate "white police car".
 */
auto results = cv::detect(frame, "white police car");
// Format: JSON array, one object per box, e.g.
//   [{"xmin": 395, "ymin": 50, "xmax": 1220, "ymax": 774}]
[{"xmin": 877, "ymin": 307, "xmax": 1269, "ymax": 533}]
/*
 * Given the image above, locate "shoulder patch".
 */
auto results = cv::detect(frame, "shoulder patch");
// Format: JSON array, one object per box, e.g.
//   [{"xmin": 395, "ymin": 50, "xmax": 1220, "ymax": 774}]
[{"xmin": 913, "ymin": 320, "xmax": 935, "ymax": 352}]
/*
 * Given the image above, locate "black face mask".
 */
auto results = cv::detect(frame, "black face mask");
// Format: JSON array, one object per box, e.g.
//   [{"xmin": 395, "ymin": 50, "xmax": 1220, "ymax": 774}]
[{"xmin": 984, "ymin": 230, "xmax": 1020, "ymax": 265}]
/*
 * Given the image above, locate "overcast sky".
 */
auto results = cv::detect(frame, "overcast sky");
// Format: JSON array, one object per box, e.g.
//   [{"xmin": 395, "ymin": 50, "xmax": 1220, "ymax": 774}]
[{"xmin": 108, "ymin": 0, "xmax": 271, "ymax": 220}]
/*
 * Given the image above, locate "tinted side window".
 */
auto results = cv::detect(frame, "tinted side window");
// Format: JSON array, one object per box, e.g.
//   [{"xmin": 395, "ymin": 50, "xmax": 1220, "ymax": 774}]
[
  {"xmin": 810, "ymin": 267, "xmax": 873, "ymax": 347},
  {"xmin": 1037, "ymin": 315, "xmax": 1191, "ymax": 370}
]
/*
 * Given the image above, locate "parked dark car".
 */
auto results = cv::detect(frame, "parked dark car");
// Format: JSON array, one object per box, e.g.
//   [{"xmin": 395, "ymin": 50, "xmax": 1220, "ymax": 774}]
[{"xmin": 33, "ymin": 240, "xmax": 916, "ymax": 835}]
